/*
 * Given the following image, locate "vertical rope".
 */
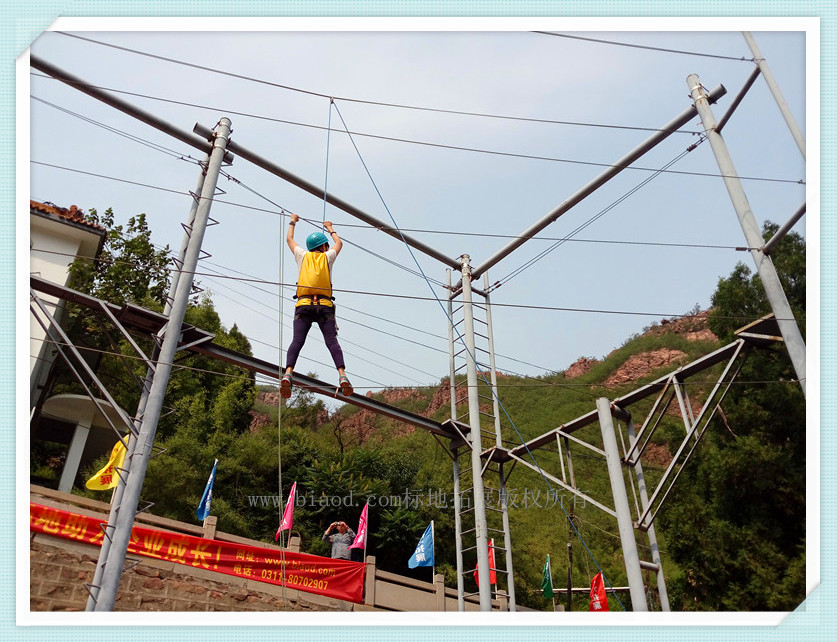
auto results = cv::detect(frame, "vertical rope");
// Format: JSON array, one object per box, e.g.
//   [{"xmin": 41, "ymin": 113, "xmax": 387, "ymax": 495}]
[
  {"xmin": 277, "ymin": 211, "xmax": 287, "ymax": 610},
  {"xmin": 322, "ymin": 98, "xmax": 334, "ymax": 229}
]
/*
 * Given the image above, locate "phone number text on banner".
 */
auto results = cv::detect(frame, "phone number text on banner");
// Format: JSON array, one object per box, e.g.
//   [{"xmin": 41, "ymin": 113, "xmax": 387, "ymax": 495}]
[{"xmin": 30, "ymin": 503, "xmax": 365, "ymax": 603}]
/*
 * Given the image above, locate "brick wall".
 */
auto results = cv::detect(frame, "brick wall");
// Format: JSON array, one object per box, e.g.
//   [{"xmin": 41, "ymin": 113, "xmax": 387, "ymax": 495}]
[{"xmin": 30, "ymin": 534, "xmax": 354, "ymax": 612}]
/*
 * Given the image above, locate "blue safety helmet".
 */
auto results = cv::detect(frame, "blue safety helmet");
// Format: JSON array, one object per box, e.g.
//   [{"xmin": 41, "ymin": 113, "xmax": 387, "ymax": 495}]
[{"xmin": 306, "ymin": 231, "xmax": 329, "ymax": 252}]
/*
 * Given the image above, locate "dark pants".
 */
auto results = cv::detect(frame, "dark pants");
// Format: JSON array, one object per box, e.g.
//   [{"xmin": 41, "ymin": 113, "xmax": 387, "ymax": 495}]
[{"xmin": 286, "ymin": 305, "xmax": 345, "ymax": 370}]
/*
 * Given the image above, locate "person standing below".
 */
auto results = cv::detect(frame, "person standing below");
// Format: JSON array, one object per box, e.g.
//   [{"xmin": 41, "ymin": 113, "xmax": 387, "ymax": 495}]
[
  {"xmin": 281, "ymin": 214, "xmax": 353, "ymax": 399},
  {"xmin": 323, "ymin": 520, "xmax": 356, "ymax": 560}
]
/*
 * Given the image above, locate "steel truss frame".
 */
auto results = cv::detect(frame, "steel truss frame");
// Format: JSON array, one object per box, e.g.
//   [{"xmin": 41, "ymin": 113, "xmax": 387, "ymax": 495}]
[{"xmin": 29, "ymin": 33, "xmax": 806, "ymax": 612}]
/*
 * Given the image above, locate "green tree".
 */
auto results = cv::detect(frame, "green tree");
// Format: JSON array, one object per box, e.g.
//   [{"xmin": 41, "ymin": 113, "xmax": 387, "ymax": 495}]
[
  {"xmin": 47, "ymin": 207, "xmax": 257, "ymax": 527},
  {"xmin": 68, "ymin": 207, "xmax": 171, "ymax": 308},
  {"xmin": 661, "ymin": 220, "xmax": 806, "ymax": 610}
]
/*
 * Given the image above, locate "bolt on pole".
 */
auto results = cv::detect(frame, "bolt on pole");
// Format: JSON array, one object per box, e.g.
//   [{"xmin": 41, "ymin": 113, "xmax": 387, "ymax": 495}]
[
  {"xmin": 460, "ymin": 255, "xmax": 493, "ymax": 610},
  {"xmin": 93, "ymin": 118, "xmax": 232, "ymax": 611},
  {"xmin": 688, "ymin": 74, "xmax": 806, "ymax": 397}
]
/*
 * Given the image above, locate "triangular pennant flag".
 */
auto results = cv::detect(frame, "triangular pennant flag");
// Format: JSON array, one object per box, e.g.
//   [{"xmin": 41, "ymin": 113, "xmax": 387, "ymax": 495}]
[
  {"xmin": 542, "ymin": 554, "xmax": 554, "ymax": 599},
  {"xmin": 589, "ymin": 571, "xmax": 610, "ymax": 611},
  {"xmin": 348, "ymin": 502, "xmax": 368, "ymax": 549},
  {"xmin": 408, "ymin": 522, "xmax": 434, "ymax": 568},
  {"xmin": 85, "ymin": 438, "xmax": 128, "ymax": 491},
  {"xmin": 275, "ymin": 481, "xmax": 297, "ymax": 541},
  {"xmin": 196, "ymin": 459, "xmax": 218, "ymax": 521}
]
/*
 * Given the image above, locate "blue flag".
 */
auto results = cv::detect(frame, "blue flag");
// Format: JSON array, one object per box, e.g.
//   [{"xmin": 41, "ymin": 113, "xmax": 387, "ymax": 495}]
[
  {"xmin": 196, "ymin": 459, "xmax": 218, "ymax": 521},
  {"xmin": 408, "ymin": 521, "xmax": 435, "ymax": 568}
]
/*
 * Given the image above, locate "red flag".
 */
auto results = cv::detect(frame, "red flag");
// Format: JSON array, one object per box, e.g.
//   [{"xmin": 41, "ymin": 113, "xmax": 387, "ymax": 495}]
[
  {"xmin": 474, "ymin": 539, "xmax": 497, "ymax": 587},
  {"xmin": 589, "ymin": 571, "xmax": 609, "ymax": 611},
  {"xmin": 348, "ymin": 502, "xmax": 368, "ymax": 549},
  {"xmin": 275, "ymin": 481, "xmax": 296, "ymax": 541}
]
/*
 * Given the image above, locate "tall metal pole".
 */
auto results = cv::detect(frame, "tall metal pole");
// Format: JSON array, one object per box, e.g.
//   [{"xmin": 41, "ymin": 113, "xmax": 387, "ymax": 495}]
[
  {"xmin": 483, "ymin": 274, "xmax": 516, "ymax": 611},
  {"xmin": 566, "ymin": 516, "xmax": 573, "ymax": 612},
  {"xmin": 447, "ymin": 269, "xmax": 465, "ymax": 612},
  {"xmin": 461, "ymin": 255, "xmax": 492, "ymax": 610},
  {"xmin": 742, "ymin": 32, "xmax": 806, "ymax": 159},
  {"xmin": 93, "ymin": 118, "xmax": 232, "ymax": 611},
  {"xmin": 85, "ymin": 155, "xmax": 210, "ymax": 610},
  {"xmin": 688, "ymin": 74, "xmax": 806, "ymax": 396},
  {"xmin": 597, "ymin": 398, "xmax": 647, "ymax": 611},
  {"xmin": 626, "ymin": 417, "xmax": 670, "ymax": 611}
]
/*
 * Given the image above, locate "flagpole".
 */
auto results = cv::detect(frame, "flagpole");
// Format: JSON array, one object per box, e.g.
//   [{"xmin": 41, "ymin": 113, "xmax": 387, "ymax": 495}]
[
  {"xmin": 363, "ymin": 509, "xmax": 369, "ymax": 567},
  {"xmin": 431, "ymin": 520, "xmax": 435, "ymax": 583}
]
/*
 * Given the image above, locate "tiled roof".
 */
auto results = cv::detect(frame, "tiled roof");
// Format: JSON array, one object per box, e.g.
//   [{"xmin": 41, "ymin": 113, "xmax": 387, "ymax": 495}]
[{"xmin": 30, "ymin": 200, "xmax": 106, "ymax": 232}]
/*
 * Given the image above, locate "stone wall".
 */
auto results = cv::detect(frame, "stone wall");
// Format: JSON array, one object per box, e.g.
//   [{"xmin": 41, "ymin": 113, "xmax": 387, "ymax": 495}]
[
  {"xmin": 30, "ymin": 534, "xmax": 354, "ymax": 612},
  {"xmin": 28, "ymin": 486, "xmax": 518, "ymax": 613}
]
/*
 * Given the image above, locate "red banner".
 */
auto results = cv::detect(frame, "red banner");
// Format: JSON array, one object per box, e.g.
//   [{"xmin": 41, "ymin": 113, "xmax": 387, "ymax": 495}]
[{"xmin": 30, "ymin": 503, "xmax": 365, "ymax": 604}]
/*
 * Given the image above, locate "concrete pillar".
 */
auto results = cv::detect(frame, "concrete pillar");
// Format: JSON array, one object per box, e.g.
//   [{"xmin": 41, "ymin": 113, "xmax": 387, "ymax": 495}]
[
  {"xmin": 434, "ymin": 573, "xmax": 446, "ymax": 611},
  {"xmin": 202, "ymin": 516, "xmax": 217, "ymax": 540},
  {"xmin": 58, "ymin": 414, "xmax": 92, "ymax": 492},
  {"xmin": 364, "ymin": 555, "xmax": 377, "ymax": 607}
]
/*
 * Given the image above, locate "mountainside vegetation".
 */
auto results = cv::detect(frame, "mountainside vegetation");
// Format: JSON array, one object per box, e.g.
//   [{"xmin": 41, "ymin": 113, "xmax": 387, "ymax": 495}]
[{"xmin": 36, "ymin": 210, "xmax": 805, "ymax": 612}]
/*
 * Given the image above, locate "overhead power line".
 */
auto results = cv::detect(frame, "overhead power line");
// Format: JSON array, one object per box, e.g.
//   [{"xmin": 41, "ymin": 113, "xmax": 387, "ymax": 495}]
[
  {"xmin": 51, "ymin": 32, "xmax": 702, "ymax": 135},
  {"xmin": 32, "ymin": 81, "xmax": 805, "ymax": 185},
  {"xmin": 533, "ymin": 31, "xmax": 756, "ymax": 62},
  {"xmin": 29, "ymin": 245, "xmax": 791, "ymax": 324}
]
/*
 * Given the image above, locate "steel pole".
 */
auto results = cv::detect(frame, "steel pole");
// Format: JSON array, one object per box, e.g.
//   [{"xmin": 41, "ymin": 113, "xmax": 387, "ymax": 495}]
[
  {"xmin": 85, "ymin": 156, "xmax": 210, "ymax": 610},
  {"xmin": 461, "ymin": 255, "xmax": 492, "ymax": 610},
  {"xmin": 447, "ymin": 269, "xmax": 466, "ymax": 611},
  {"xmin": 597, "ymin": 398, "xmax": 647, "ymax": 611},
  {"xmin": 483, "ymin": 273, "xmax": 516, "ymax": 611},
  {"xmin": 688, "ymin": 74, "xmax": 806, "ymax": 396},
  {"xmin": 762, "ymin": 202, "xmax": 806, "ymax": 256},
  {"xmin": 742, "ymin": 32, "xmax": 806, "ymax": 159},
  {"xmin": 93, "ymin": 118, "xmax": 232, "ymax": 611},
  {"xmin": 626, "ymin": 417, "xmax": 670, "ymax": 611}
]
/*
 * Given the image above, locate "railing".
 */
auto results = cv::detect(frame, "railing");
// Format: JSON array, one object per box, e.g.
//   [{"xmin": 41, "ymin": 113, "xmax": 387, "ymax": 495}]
[{"xmin": 29, "ymin": 485, "xmax": 511, "ymax": 611}]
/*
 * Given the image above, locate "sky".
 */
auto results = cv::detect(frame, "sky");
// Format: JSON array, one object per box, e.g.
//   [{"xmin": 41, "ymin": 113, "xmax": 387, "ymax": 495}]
[{"xmin": 26, "ymin": 19, "xmax": 812, "ymax": 399}]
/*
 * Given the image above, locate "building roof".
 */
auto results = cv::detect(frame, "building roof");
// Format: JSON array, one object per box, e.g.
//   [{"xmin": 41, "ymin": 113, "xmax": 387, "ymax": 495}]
[{"xmin": 30, "ymin": 200, "xmax": 106, "ymax": 233}]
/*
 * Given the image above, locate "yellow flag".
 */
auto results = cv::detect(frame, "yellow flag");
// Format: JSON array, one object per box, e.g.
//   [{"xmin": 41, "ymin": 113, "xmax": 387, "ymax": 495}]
[{"xmin": 85, "ymin": 439, "xmax": 127, "ymax": 490}]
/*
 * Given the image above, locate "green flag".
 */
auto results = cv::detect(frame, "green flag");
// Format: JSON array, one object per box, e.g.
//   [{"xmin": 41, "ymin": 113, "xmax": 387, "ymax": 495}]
[{"xmin": 542, "ymin": 554, "xmax": 554, "ymax": 599}]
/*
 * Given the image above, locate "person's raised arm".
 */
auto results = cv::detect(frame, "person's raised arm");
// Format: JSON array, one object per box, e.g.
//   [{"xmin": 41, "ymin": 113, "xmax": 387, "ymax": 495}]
[
  {"xmin": 286, "ymin": 213, "xmax": 300, "ymax": 252},
  {"xmin": 323, "ymin": 221, "xmax": 343, "ymax": 256}
]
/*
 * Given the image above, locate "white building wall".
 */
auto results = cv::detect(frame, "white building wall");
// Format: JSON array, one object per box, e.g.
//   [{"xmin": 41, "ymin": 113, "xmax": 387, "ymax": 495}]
[{"xmin": 29, "ymin": 212, "xmax": 103, "ymax": 406}]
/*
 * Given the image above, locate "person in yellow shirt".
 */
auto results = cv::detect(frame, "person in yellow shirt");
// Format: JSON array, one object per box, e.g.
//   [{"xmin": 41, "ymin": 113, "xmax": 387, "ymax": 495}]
[{"xmin": 281, "ymin": 213, "xmax": 352, "ymax": 399}]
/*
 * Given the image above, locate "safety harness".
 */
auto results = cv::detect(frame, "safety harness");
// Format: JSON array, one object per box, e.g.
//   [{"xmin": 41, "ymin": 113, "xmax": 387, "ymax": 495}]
[{"xmin": 295, "ymin": 251, "xmax": 334, "ymax": 307}]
